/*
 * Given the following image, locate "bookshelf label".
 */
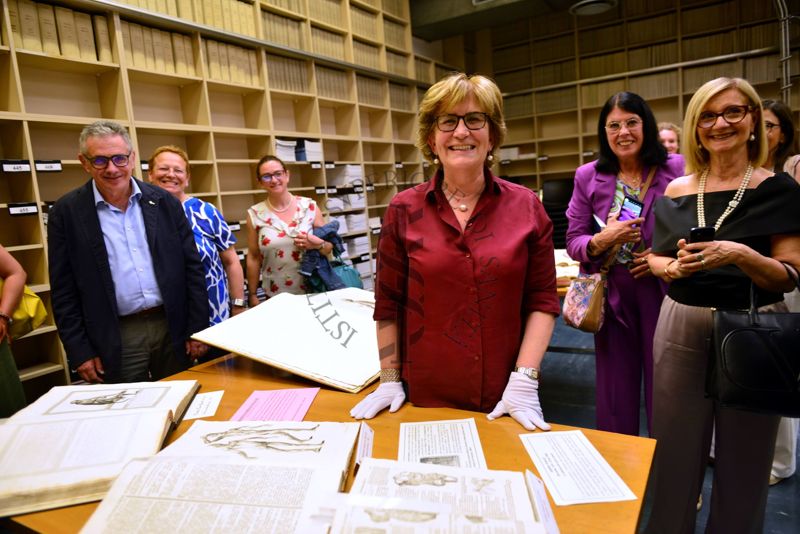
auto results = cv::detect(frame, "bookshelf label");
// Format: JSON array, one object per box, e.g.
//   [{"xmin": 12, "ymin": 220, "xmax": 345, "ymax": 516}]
[
  {"xmin": 311, "ymin": 162, "xmax": 322, "ymax": 169},
  {"xmin": 2, "ymin": 161, "xmax": 31, "ymax": 172},
  {"xmin": 325, "ymin": 162, "xmax": 335, "ymax": 169},
  {"xmin": 537, "ymin": 155, "xmax": 549, "ymax": 161},
  {"xmin": 395, "ymin": 162, "xmax": 403, "ymax": 168},
  {"xmin": 366, "ymin": 183, "xmax": 375, "ymax": 192},
  {"xmin": 34, "ymin": 160, "xmax": 63, "ymax": 172},
  {"xmin": 315, "ymin": 187, "xmax": 327, "ymax": 194},
  {"xmin": 237, "ymin": 252, "xmax": 245, "ymax": 261},
  {"xmin": 228, "ymin": 223, "xmax": 241, "ymax": 232},
  {"xmin": 327, "ymin": 187, "xmax": 338, "ymax": 194},
  {"xmin": 371, "ymin": 228, "xmax": 381, "ymax": 235},
  {"xmin": 8, "ymin": 202, "xmax": 39, "ymax": 216},
  {"xmin": 582, "ymin": 151, "xmax": 594, "ymax": 157},
  {"xmin": 140, "ymin": 161, "xmax": 150, "ymax": 170},
  {"xmin": 500, "ymin": 159, "xmax": 511, "ymax": 165}
]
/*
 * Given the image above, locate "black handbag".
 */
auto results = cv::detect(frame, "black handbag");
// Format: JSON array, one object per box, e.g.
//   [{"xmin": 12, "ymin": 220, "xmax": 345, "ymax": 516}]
[{"xmin": 707, "ymin": 263, "xmax": 800, "ymax": 417}]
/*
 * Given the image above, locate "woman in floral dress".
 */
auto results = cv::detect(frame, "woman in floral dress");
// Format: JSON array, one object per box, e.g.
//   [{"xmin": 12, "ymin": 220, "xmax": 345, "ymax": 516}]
[{"xmin": 246, "ymin": 155, "xmax": 333, "ymax": 304}]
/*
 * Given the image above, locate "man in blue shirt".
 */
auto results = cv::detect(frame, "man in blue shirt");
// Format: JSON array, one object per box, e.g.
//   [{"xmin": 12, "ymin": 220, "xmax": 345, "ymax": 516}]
[{"xmin": 49, "ymin": 120, "xmax": 208, "ymax": 383}]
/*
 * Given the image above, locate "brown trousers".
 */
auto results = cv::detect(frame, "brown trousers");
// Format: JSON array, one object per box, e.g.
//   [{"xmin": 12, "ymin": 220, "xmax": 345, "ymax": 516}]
[{"xmin": 644, "ymin": 297, "xmax": 781, "ymax": 534}]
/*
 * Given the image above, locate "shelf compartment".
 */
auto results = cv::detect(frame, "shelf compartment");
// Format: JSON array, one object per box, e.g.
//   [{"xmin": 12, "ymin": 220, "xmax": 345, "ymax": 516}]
[
  {"xmin": 266, "ymin": 55, "xmax": 311, "ymax": 94},
  {"xmin": 536, "ymin": 110, "xmax": 579, "ymax": 139},
  {"xmin": 319, "ymin": 101, "xmax": 358, "ymax": 137},
  {"xmin": 216, "ymin": 162, "xmax": 258, "ymax": 192},
  {"xmin": 0, "ymin": 209, "xmax": 43, "ymax": 248},
  {"xmin": 13, "ymin": 329, "xmax": 65, "ymax": 381},
  {"xmin": 18, "ymin": 59, "xmax": 125, "ymax": 119},
  {"xmin": 356, "ymin": 75, "xmax": 387, "ymax": 108},
  {"xmin": 323, "ymin": 139, "xmax": 360, "ymax": 161},
  {"xmin": 286, "ymin": 162, "xmax": 325, "ymax": 189},
  {"xmin": 182, "ymin": 162, "xmax": 217, "ymax": 195},
  {"xmin": 628, "ymin": 72, "xmax": 679, "ymax": 102},
  {"xmin": 130, "ymin": 77, "xmax": 208, "ymax": 126},
  {"xmin": 214, "ymin": 132, "xmax": 271, "ymax": 160},
  {"xmin": 385, "ymin": 49, "xmax": 410, "ymax": 77},
  {"xmin": 414, "ymin": 56, "xmax": 434, "ymax": 84},
  {"xmin": 362, "ymin": 141, "xmax": 392, "ymax": 163},
  {"xmin": 531, "ymin": 33, "xmax": 573, "ymax": 65},
  {"xmin": 627, "ymin": 42, "xmax": 679, "ymax": 71},
  {"xmin": 315, "ymin": 65, "xmax": 353, "ymax": 101},
  {"xmin": 535, "ymin": 87, "xmax": 577, "ymax": 114},
  {"xmin": 261, "ymin": 0, "xmax": 307, "ymax": 17},
  {"xmin": 393, "ymin": 143, "xmax": 419, "ymax": 163},
  {"xmin": 388, "ymin": 82, "xmax": 413, "ymax": 111},
  {"xmin": 363, "ymin": 163, "xmax": 395, "ymax": 188},
  {"xmin": 351, "ymin": 4, "xmax": 379, "ymax": 42},
  {"xmin": 383, "ymin": 17, "xmax": 409, "ymax": 52},
  {"xmin": 533, "ymin": 60, "xmax": 576, "ymax": 87},
  {"xmin": 359, "ymin": 107, "xmax": 390, "ymax": 139},
  {"xmin": 135, "ymin": 128, "xmax": 213, "ymax": 163},
  {"xmin": 220, "ymin": 192, "xmax": 263, "ymax": 225},
  {"xmin": 208, "ymin": 87, "xmax": 269, "ymax": 130},
  {"xmin": 34, "ymin": 165, "xmax": 92, "ymax": 204},
  {"xmin": 352, "ymin": 38, "xmax": 382, "ymax": 70},
  {"xmin": 311, "ymin": 25, "xmax": 347, "ymax": 62},
  {"xmin": 0, "ymin": 166, "xmax": 36, "ymax": 205},
  {"xmin": 270, "ymin": 93, "xmax": 320, "ymax": 134},
  {"xmin": 390, "ymin": 111, "xmax": 414, "ymax": 140},
  {"xmin": 682, "ymin": 61, "xmax": 739, "ymax": 94},
  {"xmin": 7, "ymin": 246, "xmax": 48, "ymax": 288},
  {"xmin": 0, "ymin": 51, "xmax": 22, "ymax": 112},
  {"xmin": 580, "ymin": 80, "xmax": 625, "ymax": 109},
  {"xmin": 262, "ymin": 9, "xmax": 307, "ymax": 49}
]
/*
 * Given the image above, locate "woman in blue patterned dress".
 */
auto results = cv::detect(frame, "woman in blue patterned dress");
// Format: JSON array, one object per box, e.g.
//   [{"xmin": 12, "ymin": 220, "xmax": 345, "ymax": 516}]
[{"xmin": 148, "ymin": 146, "xmax": 246, "ymax": 328}]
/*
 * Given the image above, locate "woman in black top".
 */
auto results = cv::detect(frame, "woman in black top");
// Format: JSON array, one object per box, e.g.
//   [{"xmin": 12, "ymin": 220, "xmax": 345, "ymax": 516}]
[{"xmin": 644, "ymin": 78, "xmax": 800, "ymax": 533}]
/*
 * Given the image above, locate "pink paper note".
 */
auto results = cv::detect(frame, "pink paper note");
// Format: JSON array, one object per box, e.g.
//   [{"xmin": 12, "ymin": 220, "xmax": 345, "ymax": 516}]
[{"xmin": 231, "ymin": 388, "xmax": 320, "ymax": 421}]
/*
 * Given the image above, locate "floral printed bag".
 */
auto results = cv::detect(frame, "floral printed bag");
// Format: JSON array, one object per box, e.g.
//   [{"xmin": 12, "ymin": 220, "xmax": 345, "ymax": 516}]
[{"xmin": 562, "ymin": 272, "xmax": 607, "ymax": 333}]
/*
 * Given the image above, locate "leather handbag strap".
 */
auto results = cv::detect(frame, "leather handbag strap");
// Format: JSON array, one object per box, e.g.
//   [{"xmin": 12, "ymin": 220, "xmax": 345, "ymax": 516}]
[{"xmin": 636, "ymin": 166, "xmax": 657, "ymax": 201}]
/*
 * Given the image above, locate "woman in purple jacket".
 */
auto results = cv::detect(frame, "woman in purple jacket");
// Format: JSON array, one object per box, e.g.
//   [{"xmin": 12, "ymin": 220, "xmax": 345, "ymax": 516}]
[{"xmin": 565, "ymin": 92, "xmax": 684, "ymax": 436}]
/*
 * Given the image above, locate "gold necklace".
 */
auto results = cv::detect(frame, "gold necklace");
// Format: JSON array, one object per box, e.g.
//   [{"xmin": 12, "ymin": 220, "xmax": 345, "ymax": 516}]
[
  {"xmin": 696, "ymin": 163, "xmax": 753, "ymax": 230},
  {"xmin": 618, "ymin": 171, "xmax": 641, "ymax": 189},
  {"xmin": 443, "ymin": 181, "xmax": 484, "ymax": 212},
  {"xmin": 267, "ymin": 194, "xmax": 293, "ymax": 213}
]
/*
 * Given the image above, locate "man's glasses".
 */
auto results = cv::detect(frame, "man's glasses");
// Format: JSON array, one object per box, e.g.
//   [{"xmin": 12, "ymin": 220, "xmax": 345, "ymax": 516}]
[
  {"xmin": 258, "ymin": 170, "xmax": 286, "ymax": 182},
  {"xmin": 435, "ymin": 112, "xmax": 489, "ymax": 132},
  {"xmin": 605, "ymin": 118, "xmax": 642, "ymax": 134},
  {"xmin": 85, "ymin": 152, "xmax": 131, "ymax": 169},
  {"xmin": 697, "ymin": 106, "xmax": 752, "ymax": 129},
  {"xmin": 764, "ymin": 121, "xmax": 780, "ymax": 132}
]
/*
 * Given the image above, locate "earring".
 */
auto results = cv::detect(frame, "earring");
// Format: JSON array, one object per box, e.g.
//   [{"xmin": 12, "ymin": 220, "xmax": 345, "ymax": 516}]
[
  {"xmin": 749, "ymin": 133, "xmax": 755, "ymax": 141},
  {"xmin": 487, "ymin": 154, "xmax": 494, "ymax": 162},
  {"xmin": 433, "ymin": 156, "xmax": 440, "ymax": 165}
]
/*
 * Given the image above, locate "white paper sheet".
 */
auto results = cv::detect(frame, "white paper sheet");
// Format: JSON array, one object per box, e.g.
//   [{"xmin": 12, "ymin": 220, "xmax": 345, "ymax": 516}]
[
  {"xmin": 183, "ymin": 390, "xmax": 224, "ymax": 420},
  {"xmin": 398, "ymin": 418, "xmax": 487, "ymax": 469},
  {"xmin": 525, "ymin": 471, "xmax": 560, "ymax": 534},
  {"xmin": 520, "ymin": 430, "xmax": 636, "ymax": 505}
]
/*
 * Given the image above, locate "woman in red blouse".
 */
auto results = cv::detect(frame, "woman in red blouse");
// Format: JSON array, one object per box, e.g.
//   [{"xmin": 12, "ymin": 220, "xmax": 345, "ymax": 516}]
[{"xmin": 350, "ymin": 73, "xmax": 560, "ymax": 430}]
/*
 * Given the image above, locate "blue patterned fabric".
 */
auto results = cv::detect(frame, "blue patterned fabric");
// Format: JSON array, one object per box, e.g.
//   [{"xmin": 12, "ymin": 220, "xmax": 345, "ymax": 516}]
[{"xmin": 183, "ymin": 197, "xmax": 236, "ymax": 325}]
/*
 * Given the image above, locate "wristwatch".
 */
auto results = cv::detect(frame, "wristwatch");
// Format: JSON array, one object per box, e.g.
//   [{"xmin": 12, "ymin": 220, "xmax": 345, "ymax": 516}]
[
  {"xmin": 514, "ymin": 366, "xmax": 540, "ymax": 380},
  {"xmin": 0, "ymin": 312, "xmax": 12, "ymax": 325},
  {"xmin": 232, "ymin": 298, "xmax": 246, "ymax": 308}
]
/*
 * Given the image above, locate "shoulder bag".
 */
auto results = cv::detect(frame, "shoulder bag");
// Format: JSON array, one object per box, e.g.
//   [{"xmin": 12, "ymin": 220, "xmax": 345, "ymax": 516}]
[
  {"xmin": 707, "ymin": 263, "xmax": 800, "ymax": 417},
  {"xmin": 562, "ymin": 167, "xmax": 656, "ymax": 333},
  {"xmin": 0, "ymin": 280, "xmax": 48, "ymax": 340}
]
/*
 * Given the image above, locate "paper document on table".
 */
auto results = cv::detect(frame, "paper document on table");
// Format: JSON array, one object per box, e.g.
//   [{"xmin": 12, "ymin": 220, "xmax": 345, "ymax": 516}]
[
  {"xmin": 398, "ymin": 418, "xmax": 487, "ymax": 469},
  {"xmin": 183, "ymin": 390, "xmax": 223, "ymax": 420},
  {"xmin": 340, "ymin": 457, "xmax": 546, "ymax": 533},
  {"xmin": 230, "ymin": 388, "xmax": 319, "ymax": 421},
  {"xmin": 81, "ymin": 457, "xmax": 341, "ymax": 534},
  {"xmin": 520, "ymin": 430, "xmax": 636, "ymax": 505},
  {"xmin": 526, "ymin": 471, "xmax": 560, "ymax": 534},
  {"xmin": 192, "ymin": 288, "xmax": 379, "ymax": 393}
]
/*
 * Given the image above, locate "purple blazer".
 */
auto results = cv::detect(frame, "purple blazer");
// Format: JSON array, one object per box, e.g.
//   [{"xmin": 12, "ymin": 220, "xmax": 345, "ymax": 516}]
[{"xmin": 565, "ymin": 153, "xmax": 685, "ymax": 274}]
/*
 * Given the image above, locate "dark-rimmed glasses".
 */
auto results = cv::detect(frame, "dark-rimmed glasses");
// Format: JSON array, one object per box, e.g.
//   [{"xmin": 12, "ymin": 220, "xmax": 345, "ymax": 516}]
[
  {"xmin": 764, "ymin": 121, "xmax": 780, "ymax": 132},
  {"xmin": 435, "ymin": 112, "xmax": 489, "ymax": 132},
  {"xmin": 258, "ymin": 170, "xmax": 286, "ymax": 182},
  {"xmin": 698, "ymin": 106, "xmax": 752, "ymax": 129},
  {"xmin": 605, "ymin": 118, "xmax": 642, "ymax": 134},
  {"xmin": 85, "ymin": 152, "xmax": 131, "ymax": 169}
]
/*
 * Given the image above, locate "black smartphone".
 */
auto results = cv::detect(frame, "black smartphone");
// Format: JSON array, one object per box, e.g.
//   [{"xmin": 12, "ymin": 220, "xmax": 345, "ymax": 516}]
[
  {"xmin": 688, "ymin": 226, "xmax": 715, "ymax": 243},
  {"xmin": 619, "ymin": 196, "xmax": 644, "ymax": 222}
]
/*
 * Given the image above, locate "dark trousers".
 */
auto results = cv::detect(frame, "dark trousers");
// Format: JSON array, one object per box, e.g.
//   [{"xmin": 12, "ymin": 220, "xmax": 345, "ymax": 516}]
[
  {"xmin": 645, "ymin": 297, "xmax": 781, "ymax": 534},
  {"xmin": 0, "ymin": 339, "xmax": 26, "ymax": 417},
  {"xmin": 115, "ymin": 309, "xmax": 187, "ymax": 382}
]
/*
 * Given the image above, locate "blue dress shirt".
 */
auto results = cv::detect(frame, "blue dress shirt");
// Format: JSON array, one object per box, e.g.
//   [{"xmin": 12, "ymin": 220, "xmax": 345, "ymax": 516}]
[{"xmin": 92, "ymin": 179, "xmax": 164, "ymax": 316}]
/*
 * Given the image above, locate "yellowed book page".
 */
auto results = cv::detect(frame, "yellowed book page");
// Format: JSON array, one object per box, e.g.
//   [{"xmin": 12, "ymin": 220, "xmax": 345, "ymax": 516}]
[
  {"xmin": 18, "ymin": 0, "xmax": 43, "ymax": 52},
  {"xmin": 92, "ymin": 15, "xmax": 113, "ymax": 63},
  {"xmin": 129, "ymin": 23, "xmax": 146, "ymax": 68},
  {"xmin": 160, "ymin": 30, "xmax": 175, "ymax": 73},
  {"xmin": 176, "ymin": 0, "xmax": 193, "ymax": 21},
  {"xmin": 182, "ymin": 35, "xmax": 196, "ymax": 76},
  {"xmin": 141, "ymin": 26, "xmax": 155, "ymax": 69},
  {"xmin": 171, "ymin": 32, "xmax": 187, "ymax": 75},
  {"xmin": 121, "ymin": 21, "xmax": 133, "ymax": 66},
  {"xmin": 8, "ymin": 0, "xmax": 23, "ymax": 49},
  {"xmin": 206, "ymin": 39, "xmax": 221, "ymax": 80},
  {"xmin": 74, "ymin": 12, "xmax": 97, "ymax": 61},
  {"xmin": 36, "ymin": 4, "xmax": 60, "ymax": 56},
  {"xmin": 54, "ymin": 6, "xmax": 80, "ymax": 58},
  {"xmin": 151, "ymin": 29, "xmax": 166, "ymax": 72}
]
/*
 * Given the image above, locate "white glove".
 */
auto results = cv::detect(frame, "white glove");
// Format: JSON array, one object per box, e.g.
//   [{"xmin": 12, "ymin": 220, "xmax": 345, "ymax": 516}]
[
  {"xmin": 487, "ymin": 371, "xmax": 551, "ymax": 431},
  {"xmin": 350, "ymin": 381, "xmax": 406, "ymax": 419}
]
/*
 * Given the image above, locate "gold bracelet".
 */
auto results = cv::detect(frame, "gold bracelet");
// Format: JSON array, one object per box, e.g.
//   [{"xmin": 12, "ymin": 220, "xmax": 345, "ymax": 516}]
[{"xmin": 380, "ymin": 368, "xmax": 401, "ymax": 383}]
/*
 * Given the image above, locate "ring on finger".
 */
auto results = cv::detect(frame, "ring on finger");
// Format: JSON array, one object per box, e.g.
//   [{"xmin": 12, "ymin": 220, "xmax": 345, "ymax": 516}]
[
  {"xmin": 700, "ymin": 258, "xmax": 707, "ymax": 269},
  {"xmin": 697, "ymin": 252, "xmax": 705, "ymax": 262}
]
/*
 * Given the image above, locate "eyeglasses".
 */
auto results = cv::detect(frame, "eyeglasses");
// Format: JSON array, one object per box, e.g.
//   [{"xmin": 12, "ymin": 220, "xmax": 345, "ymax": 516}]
[
  {"xmin": 435, "ymin": 112, "xmax": 489, "ymax": 132},
  {"xmin": 764, "ymin": 121, "xmax": 780, "ymax": 132},
  {"xmin": 154, "ymin": 166, "xmax": 186, "ymax": 176},
  {"xmin": 605, "ymin": 118, "xmax": 642, "ymax": 134},
  {"xmin": 697, "ymin": 106, "xmax": 752, "ymax": 129},
  {"xmin": 85, "ymin": 152, "xmax": 131, "ymax": 169},
  {"xmin": 258, "ymin": 170, "xmax": 286, "ymax": 182}
]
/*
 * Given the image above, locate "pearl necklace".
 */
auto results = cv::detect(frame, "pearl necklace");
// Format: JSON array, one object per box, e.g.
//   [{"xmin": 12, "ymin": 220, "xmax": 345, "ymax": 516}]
[
  {"xmin": 267, "ymin": 194, "xmax": 293, "ymax": 213},
  {"xmin": 696, "ymin": 163, "xmax": 753, "ymax": 230},
  {"xmin": 443, "ymin": 181, "xmax": 484, "ymax": 213}
]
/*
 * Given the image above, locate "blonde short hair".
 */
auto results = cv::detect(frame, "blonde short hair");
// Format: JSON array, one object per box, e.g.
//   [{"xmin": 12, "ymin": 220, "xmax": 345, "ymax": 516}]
[
  {"xmin": 682, "ymin": 77, "xmax": 768, "ymax": 174},
  {"xmin": 416, "ymin": 72, "xmax": 506, "ymax": 166},
  {"xmin": 658, "ymin": 122, "xmax": 681, "ymax": 139},
  {"xmin": 147, "ymin": 145, "xmax": 191, "ymax": 176}
]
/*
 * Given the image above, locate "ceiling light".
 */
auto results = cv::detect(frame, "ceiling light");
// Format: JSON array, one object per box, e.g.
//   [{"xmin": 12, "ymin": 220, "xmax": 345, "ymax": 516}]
[{"xmin": 569, "ymin": 0, "xmax": 617, "ymax": 16}]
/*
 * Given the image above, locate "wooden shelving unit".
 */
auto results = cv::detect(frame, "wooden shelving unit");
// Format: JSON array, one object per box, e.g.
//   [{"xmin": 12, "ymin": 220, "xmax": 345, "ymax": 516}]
[
  {"xmin": 486, "ymin": 0, "xmax": 799, "ymax": 192},
  {"xmin": 0, "ymin": 0, "xmax": 431, "ymax": 397}
]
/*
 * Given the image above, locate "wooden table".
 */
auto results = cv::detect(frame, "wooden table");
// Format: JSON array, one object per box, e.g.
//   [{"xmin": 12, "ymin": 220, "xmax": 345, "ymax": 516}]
[{"xmin": 9, "ymin": 354, "xmax": 654, "ymax": 534}]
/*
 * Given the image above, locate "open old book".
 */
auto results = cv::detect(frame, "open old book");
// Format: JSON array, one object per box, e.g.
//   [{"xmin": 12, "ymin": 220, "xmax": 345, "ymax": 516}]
[
  {"xmin": 191, "ymin": 288, "xmax": 380, "ymax": 392},
  {"xmin": 0, "ymin": 380, "xmax": 199, "ymax": 516}
]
